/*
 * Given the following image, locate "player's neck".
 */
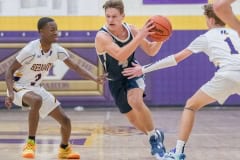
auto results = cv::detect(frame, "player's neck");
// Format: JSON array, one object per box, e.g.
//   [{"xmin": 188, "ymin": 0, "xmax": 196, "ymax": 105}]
[
  {"xmin": 109, "ymin": 25, "xmax": 126, "ymax": 38},
  {"xmin": 40, "ymin": 39, "xmax": 52, "ymax": 53}
]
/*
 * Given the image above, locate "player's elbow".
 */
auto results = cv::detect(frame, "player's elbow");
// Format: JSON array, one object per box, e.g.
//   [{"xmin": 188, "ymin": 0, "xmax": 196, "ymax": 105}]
[
  {"xmin": 145, "ymin": 49, "xmax": 159, "ymax": 57},
  {"xmin": 149, "ymin": 50, "xmax": 159, "ymax": 56}
]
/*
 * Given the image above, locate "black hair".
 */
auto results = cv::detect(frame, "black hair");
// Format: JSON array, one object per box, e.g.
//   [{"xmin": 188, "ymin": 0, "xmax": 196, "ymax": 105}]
[{"xmin": 37, "ymin": 17, "xmax": 54, "ymax": 32}]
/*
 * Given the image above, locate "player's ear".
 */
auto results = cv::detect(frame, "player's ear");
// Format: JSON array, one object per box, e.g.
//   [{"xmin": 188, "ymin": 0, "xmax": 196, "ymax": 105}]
[
  {"xmin": 122, "ymin": 13, "xmax": 125, "ymax": 19},
  {"xmin": 39, "ymin": 29, "xmax": 42, "ymax": 33}
]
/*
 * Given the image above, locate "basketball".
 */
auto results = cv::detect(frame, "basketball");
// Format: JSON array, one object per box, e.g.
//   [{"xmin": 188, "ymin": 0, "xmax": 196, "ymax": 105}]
[{"xmin": 148, "ymin": 15, "xmax": 172, "ymax": 42}]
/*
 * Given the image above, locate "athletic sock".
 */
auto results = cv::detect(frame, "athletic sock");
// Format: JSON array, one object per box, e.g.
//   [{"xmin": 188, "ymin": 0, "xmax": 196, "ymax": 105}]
[{"xmin": 175, "ymin": 140, "xmax": 185, "ymax": 154}]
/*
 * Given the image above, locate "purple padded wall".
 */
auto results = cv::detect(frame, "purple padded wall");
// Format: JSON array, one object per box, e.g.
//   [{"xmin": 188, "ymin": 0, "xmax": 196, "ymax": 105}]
[{"xmin": 1, "ymin": 30, "xmax": 240, "ymax": 106}]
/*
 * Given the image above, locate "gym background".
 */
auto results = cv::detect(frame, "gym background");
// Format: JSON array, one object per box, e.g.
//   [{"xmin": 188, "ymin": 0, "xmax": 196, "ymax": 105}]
[{"xmin": 0, "ymin": 0, "xmax": 240, "ymax": 107}]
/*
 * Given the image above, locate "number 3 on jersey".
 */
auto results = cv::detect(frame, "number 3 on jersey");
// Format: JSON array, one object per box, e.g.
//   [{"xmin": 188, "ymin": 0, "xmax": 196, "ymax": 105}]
[{"xmin": 30, "ymin": 73, "xmax": 41, "ymax": 86}]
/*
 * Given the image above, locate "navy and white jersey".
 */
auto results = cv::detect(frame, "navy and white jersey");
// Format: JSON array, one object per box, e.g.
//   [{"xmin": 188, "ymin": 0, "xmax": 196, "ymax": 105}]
[
  {"xmin": 97, "ymin": 23, "xmax": 136, "ymax": 81},
  {"xmin": 187, "ymin": 28, "xmax": 240, "ymax": 71},
  {"xmin": 14, "ymin": 39, "xmax": 69, "ymax": 86}
]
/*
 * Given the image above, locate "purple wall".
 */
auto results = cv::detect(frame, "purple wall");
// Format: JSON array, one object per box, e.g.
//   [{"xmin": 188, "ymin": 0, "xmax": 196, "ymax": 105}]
[{"xmin": 1, "ymin": 30, "xmax": 240, "ymax": 107}]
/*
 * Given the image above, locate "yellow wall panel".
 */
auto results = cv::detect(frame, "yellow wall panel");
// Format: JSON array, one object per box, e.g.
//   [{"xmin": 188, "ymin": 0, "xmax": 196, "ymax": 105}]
[{"xmin": 0, "ymin": 16, "xmax": 208, "ymax": 31}]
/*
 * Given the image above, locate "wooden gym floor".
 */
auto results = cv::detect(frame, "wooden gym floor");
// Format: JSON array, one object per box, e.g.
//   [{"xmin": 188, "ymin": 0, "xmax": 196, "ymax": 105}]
[{"xmin": 0, "ymin": 106, "xmax": 239, "ymax": 160}]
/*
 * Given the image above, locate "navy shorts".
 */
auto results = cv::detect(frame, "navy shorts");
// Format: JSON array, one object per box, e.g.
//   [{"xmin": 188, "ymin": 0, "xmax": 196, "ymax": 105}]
[{"xmin": 108, "ymin": 76, "xmax": 145, "ymax": 113}]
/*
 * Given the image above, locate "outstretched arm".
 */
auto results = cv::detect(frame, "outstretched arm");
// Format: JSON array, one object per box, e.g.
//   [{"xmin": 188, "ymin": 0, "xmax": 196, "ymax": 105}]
[
  {"xmin": 213, "ymin": 0, "xmax": 240, "ymax": 35},
  {"xmin": 122, "ymin": 49, "xmax": 192, "ymax": 79},
  {"xmin": 64, "ymin": 58, "xmax": 105, "ymax": 84}
]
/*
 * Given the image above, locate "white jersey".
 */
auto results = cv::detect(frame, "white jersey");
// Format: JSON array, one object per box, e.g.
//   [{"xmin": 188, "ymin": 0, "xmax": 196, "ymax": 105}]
[
  {"xmin": 14, "ymin": 39, "xmax": 69, "ymax": 86},
  {"xmin": 187, "ymin": 28, "xmax": 240, "ymax": 71}
]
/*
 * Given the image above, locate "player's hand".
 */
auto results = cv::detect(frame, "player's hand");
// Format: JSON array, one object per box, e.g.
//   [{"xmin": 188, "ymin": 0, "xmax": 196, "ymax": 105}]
[
  {"xmin": 95, "ymin": 73, "xmax": 107, "ymax": 84},
  {"xmin": 122, "ymin": 63, "xmax": 143, "ymax": 79},
  {"xmin": 5, "ymin": 93, "xmax": 14, "ymax": 109},
  {"xmin": 138, "ymin": 20, "xmax": 155, "ymax": 39}
]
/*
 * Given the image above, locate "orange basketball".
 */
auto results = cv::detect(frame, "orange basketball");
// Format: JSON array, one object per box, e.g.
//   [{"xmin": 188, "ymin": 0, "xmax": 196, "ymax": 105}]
[{"xmin": 148, "ymin": 15, "xmax": 172, "ymax": 42}]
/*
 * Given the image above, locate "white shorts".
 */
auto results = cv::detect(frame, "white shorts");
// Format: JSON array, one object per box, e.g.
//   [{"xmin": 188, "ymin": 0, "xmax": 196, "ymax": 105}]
[
  {"xmin": 10, "ymin": 84, "xmax": 60, "ymax": 118},
  {"xmin": 200, "ymin": 70, "xmax": 240, "ymax": 104}
]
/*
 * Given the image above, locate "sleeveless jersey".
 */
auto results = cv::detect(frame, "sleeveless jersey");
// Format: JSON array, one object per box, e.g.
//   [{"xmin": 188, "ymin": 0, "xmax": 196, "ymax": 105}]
[
  {"xmin": 14, "ymin": 39, "xmax": 69, "ymax": 86},
  {"xmin": 187, "ymin": 28, "xmax": 240, "ymax": 71},
  {"xmin": 97, "ymin": 23, "xmax": 136, "ymax": 81}
]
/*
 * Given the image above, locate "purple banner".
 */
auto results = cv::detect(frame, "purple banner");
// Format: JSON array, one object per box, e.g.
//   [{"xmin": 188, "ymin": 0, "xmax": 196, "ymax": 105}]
[{"xmin": 143, "ymin": 0, "xmax": 207, "ymax": 4}]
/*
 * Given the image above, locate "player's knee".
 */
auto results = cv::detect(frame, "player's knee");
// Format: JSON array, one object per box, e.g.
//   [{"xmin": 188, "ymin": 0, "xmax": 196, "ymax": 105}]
[
  {"xmin": 185, "ymin": 98, "xmax": 199, "ymax": 112},
  {"xmin": 30, "ymin": 95, "xmax": 42, "ymax": 110},
  {"xmin": 127, "ymin": 96, "xmax": 143, "ymax": 109}
]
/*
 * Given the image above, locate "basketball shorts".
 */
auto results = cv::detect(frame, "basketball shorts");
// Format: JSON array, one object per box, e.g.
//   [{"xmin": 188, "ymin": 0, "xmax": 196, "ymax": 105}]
[
  {"xmin": 108, "ymin": 76, "xmax": 145, "ymax": 113},
  {"xmin": 200, "ymin": 70, "xmax": 240, "ymax": 104},
  {"xmin": 9, "ymin": 84, "xmax": 60, "ymax": 118}
]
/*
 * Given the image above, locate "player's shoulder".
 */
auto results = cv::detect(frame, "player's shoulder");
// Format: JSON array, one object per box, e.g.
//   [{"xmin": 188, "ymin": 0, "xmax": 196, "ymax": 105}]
[
  {"xmin": 52, "ymin": 42, "xmax": 62, "ymax": 49},
  {"xmin": 24, "ymin": 39, "xmax": 39, "ymax": 49},
  {"xmin": 96, "ymin": 25, "xmax": 109, "ymax": 36},
  {"xmin": 205, "ymin": 27, "xmax": 238, "ymax": 38},
  {"xmin": 19, "ymin": 39, "xmax": 39, "ymax": 55},
  {"xmin": 52, "ymin": 43, "xmax": 67, "ymax": 53},
  {"xmin": 95, "ymin": 26, "xmax": 112, "ymax": 42},
  {"xmin": 225, "ymin": 28, "xmax": 239, "ymax": 36}
]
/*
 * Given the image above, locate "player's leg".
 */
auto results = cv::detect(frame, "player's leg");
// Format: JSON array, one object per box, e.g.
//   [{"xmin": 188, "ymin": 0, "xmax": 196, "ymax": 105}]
[
  {"xmin": 21, "ymin": 91, "xmax": 43, "ymax": 158},
  {"xmin": 127, "ymin": 77, "xmax": 165, "ymax": 159},
  {"xmin": 128, "ymin": 88, "xmax": 165, "ymax": 159},
  {"xmin": 36, "ymin": 87, "xmax": 79, "ymax": 159},
  {"xmin": 179, "ymin": 89, "xmax": 216, "ymax": 142},
  {"xmin": 125, "ymin": 109, "xmax": 147, "ymax": 134},
  {"xmin": 49, "ymin": 106, "xmax": 71, "ymax": 146},
  {"xmin": 163, "ymin": 73, "xmax": 236, "ymax": 160},
  {"xmin": 127, "ymin": 88, "xmax": 154, "ymax": 132},
  {"xmin": 108, "ymin": 80, "xmax": 147, "ymax": 132},
  {"xmin": 163, "ymin": 89, "xmax": 216, "ymax": 160},
  {"xmin": 23, "ymin": 91, "xmax": 42, "ymax": 140},
  {"xmin": 49, "ymin": 106, "xmax": 80, "ymax": 159}
]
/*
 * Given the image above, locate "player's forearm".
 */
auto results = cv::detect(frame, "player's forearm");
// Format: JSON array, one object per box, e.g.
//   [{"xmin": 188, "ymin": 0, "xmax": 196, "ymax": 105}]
[
  {"xmin": 5, "ymin": 70, "xmax": 14, "ymax": 94},
  {"xmin": 75, "ymin": 66, "xmax": 97, "ymax": 82},
  {"xmin": 142, "ymin": 55, "xmax": 177, "ymax": 74},
  {"xmin": 214, "ymin": 0, "xmax": 240, "ymax": 33},
  {"xmin": 116, "ymin": 34, "xmax": 146, "ymax": 61}
]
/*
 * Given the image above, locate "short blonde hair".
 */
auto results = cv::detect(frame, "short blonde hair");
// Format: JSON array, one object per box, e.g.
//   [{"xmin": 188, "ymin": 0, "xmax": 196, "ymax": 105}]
[{"xmin": 103, "ymin": 0, "xmax": 124, "ymax": 14}]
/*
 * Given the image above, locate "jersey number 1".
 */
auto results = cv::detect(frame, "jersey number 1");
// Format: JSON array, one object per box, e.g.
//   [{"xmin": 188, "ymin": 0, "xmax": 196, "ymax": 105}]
[{"xmin": 224, "ymin": 37, "xmax": 239, "ymax": 54}]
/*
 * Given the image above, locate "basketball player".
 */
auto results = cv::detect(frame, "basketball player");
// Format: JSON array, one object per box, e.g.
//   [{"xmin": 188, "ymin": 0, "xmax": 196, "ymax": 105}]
[
  {"xmin": 123, "ymin": 4, "xmax": 240, "ymax": 160},
  {"xmin": 94, "ymin": 0, "xmax": 166, "ymax": 159},
  {"xmin": 5, "ymin": 17, "xmax": 102, "ymax": 159}
]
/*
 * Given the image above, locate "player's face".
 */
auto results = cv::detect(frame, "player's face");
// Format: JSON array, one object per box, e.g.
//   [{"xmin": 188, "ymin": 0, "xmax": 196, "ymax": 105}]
[
  {"xmin": 105, "ymin": 8, "xmax": 124, "ymax": 31},
  {"xmin": 40, "ymin": 21, "xmax": 58, "ymax": 43}
]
